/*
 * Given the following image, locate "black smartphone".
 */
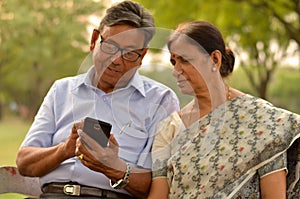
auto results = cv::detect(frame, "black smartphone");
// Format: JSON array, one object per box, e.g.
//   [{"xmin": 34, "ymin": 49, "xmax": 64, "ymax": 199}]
[{"xmin": 83, "ymin": 117, "xmax": 112, "ymax": 147}]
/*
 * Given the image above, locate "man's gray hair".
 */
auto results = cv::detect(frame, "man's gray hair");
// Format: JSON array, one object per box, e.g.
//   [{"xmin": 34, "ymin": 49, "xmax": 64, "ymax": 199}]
[{"xmin": 98, "ymin": 0, "xmax": 155, "ymax": 46}]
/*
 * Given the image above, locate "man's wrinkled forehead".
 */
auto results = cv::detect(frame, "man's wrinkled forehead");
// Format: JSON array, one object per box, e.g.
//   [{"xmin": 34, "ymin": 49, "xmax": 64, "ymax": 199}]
[{"xmin": 101, "ymin": 25, "xmax": 146, "ymax": 48}]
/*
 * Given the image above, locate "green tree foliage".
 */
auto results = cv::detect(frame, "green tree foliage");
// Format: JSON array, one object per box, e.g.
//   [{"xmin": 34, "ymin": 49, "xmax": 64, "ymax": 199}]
[
  {"xmin": 226, "ymin": 0, "xmax": 299, "ymax": 99},
  {"xmin": 229, "ymin": 66, "xmax": 300, "ymax": 114},
  {"xmin": 0, "ymin": 0, "xmax": 104, "ymax": 119},
  {"xmin": 269, "ymin": 68, "xmax": 300, "ymax": 114},
  {"xmin": 137, "ymin": 0, "xmax": 299, "ymax": 103},
  {"xmin": 234, "ymin": 0, "xmax": 300, "ymax": 49}
]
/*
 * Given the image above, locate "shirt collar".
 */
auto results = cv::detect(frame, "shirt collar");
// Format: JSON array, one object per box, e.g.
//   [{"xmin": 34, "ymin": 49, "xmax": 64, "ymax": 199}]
[{"xmin": 73, "ymin": 66, "xmax": 146, "ymax": 97}]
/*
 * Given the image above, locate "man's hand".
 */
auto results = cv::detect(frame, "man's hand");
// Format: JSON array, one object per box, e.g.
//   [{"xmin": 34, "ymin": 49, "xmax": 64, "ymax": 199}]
[
  {"xmin": 75, "ymin": 129, "xmax": 152, "ymax": 198},
  {"xmin": 75, "ymin": 130, "xmax": 125, "ymax": 177},
  {"xmin": 62, "ymin": 122, "xmax": 81, "ymax": 159},
  {"xmin": 16, "ymin": 121, "xmax": 82, "ymax": 177}
]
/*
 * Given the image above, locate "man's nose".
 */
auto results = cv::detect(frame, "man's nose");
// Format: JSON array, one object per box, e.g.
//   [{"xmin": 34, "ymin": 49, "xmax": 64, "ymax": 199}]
[{"xmin": 110, "ymin": 50, "xmax": 123, "ymax": 64}]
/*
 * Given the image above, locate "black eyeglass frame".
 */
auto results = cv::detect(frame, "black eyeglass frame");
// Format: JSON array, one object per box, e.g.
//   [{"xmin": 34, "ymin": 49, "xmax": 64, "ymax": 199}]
[{"xmin": 99, "ymin": 36, "xmax": 143, "ymax": 62}]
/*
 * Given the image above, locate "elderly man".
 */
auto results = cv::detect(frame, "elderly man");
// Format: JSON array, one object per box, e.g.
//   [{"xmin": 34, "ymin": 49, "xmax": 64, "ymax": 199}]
[{"xmin": 16, "ymin": 1, "xmax": 179, "ymax": 198}]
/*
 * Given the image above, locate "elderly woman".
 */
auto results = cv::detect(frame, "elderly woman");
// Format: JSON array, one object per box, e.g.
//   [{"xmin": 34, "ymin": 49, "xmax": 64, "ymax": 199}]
[{"xmin": 148, "ymin": 21, "xmax": 300, "ymax": 199}]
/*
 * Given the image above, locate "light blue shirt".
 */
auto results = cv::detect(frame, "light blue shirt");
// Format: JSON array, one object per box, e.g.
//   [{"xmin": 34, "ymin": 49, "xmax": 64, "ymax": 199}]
[{"xmin": 21, "ymin": 66, "xmax": 179, "ymax": 193}]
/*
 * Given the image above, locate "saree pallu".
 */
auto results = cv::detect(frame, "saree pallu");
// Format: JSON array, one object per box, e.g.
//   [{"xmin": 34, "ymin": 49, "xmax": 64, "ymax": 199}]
[{"xmin": 152, "ymin": 94, "xmax": 300, "ymax": 198}]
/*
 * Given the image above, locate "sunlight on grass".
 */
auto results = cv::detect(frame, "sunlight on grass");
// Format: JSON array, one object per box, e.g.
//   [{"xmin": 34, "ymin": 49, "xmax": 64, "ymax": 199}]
[
  {"xmin": 0, "ymin": 116, "xmax": 31, "ymax": 199},
  {"xmin": 0, "ymin": 116, "xmax": 30, "ymax": 166}
]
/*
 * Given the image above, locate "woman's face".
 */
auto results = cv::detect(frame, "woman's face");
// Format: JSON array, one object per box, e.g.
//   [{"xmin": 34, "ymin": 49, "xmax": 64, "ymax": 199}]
[{"xmin": 169, "ymin": 36, "xmax": 213, "ymax": 97}]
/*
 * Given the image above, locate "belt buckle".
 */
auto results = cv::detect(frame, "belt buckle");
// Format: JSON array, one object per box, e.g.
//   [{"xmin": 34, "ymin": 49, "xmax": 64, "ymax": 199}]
[{"xmin": 63, "ymin": 184, "xmax": 81, "ymax": 196}]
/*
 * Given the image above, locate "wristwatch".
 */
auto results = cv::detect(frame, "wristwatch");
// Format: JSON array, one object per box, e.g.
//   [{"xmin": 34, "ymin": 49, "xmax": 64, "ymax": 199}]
[{"xmin": 110, "ymin": 163, "xmax": 131, "ymax": 189}]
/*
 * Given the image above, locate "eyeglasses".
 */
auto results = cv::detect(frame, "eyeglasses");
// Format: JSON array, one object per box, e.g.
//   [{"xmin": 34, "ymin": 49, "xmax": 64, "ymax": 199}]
[{"xmin": 99, "ymin": 36, "xmax": 143, "ymax": 62}]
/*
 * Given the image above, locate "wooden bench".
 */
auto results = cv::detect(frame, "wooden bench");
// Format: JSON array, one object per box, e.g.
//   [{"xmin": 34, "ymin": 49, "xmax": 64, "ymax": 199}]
[
  {"xmin": 0, "ymin": 166, "xmax": 42, "ymax": 198},
  {"xmin": 1, "ymin": 164, "xmax": 299, "ymax": 198}
]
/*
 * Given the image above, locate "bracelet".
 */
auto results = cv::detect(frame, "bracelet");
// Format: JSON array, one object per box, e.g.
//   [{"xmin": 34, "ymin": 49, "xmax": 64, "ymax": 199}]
[
  {"xmin": 109, "ymin": 163, "xmax": 131, "ymax": 189},
  {"xmin": 123, "ymin": 163, "xmax": 131, "ymax": 182}
]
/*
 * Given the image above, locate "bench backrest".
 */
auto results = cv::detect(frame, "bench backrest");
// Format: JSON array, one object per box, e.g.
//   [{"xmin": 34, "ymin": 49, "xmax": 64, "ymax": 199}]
[{"xmin": 0, "ymin": 166, "xmax": 42, "ymax": 198}]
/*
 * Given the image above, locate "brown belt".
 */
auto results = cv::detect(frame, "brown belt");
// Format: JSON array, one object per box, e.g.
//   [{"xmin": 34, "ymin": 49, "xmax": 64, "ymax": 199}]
[{"xmin": 42, "ymin": 182, "xmax": 133, "ymax": 199}]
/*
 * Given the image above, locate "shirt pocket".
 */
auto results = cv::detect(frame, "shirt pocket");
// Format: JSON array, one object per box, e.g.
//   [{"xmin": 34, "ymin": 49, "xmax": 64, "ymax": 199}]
[{"xmin": 116, "ymin": 126, "xmax": 149, "ymax": 164}]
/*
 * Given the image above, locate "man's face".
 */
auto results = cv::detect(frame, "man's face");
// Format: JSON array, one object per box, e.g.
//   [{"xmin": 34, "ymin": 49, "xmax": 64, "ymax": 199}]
[{"xmin": 92, "ymin": 24, "xmax": 147, "ymax": 93}]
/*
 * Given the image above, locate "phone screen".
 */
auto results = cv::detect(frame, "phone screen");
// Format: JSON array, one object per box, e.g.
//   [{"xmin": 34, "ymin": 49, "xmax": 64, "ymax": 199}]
[{"xmin": 83, "ymin": 117, "xmax": 112, "ymax": 147}]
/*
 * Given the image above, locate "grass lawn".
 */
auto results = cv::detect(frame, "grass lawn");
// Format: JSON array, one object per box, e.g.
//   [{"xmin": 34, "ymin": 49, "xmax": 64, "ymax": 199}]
[
  {"xmin": 0, "ymin": 116, "xmax": 30, "ymax": 166},
  {"xmin": 0, "ymin": 116, "xmax": 32, "ymax": 199}
]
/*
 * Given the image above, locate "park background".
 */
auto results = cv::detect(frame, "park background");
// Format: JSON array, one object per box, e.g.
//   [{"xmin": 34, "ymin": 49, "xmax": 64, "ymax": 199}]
[{"xmin": 1, "ymin": 0, "xmax": 300, "ymax": 198}]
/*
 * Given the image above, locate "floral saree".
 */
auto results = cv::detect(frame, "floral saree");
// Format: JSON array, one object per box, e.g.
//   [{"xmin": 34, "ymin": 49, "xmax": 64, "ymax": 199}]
[{"xmin": 152, "ymin": 94, "xmax": 300, "ymax": 198}]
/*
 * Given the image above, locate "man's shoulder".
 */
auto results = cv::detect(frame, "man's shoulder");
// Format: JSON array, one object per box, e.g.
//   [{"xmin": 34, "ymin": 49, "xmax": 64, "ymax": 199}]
[
  {"xmin": 53, "ymin": 73, "xmax": 86, "ymax": 88},
  {"xmin": 46, "ymin": 74, "xmax": 87, "ymax": 95}
]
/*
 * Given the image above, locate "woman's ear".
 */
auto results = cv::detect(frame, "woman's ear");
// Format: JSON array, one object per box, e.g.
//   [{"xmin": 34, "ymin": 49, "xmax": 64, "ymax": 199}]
[
  {"xmin": 210, "ymin": 50, "xmax": 222, "ymax": 69},
  {"xmin": 90, "ymin": 29, "xmax": 100, "ymax": 51}
]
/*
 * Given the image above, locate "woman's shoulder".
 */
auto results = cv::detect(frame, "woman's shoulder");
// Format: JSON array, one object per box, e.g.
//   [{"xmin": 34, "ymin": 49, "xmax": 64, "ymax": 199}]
[
  {"xmin": 155, "ymin": 112, "xmax": 183, "ymax": 139},
  {"xmin": 240, "ymin": 94, "xmax": 296, "ymax": 114},
  {"xmin": 159, "ymin": 111, "xmax": 182, "ymax": 127}
]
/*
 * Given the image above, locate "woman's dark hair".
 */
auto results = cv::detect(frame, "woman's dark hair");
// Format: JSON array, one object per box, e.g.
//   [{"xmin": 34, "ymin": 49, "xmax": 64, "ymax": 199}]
[{"xmin": 168, "ymin": 21, "xmax": 235, "ymax": 77}]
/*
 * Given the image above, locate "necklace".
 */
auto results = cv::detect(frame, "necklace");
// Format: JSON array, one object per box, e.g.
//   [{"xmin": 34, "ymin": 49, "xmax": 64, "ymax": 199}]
[
  {"xmin": 188, "ymin": 101, "xmax": 196, "ymax": 123},
  {"xmin": 183, "ymin": 85, "xmax": 231, "ymax": 127},
  {"xmin": 227, "ymin": 85, "xmax": 231, "ymax": 101},
  {"xmin": 181, "ymin": 100, "xmax": 198, "ymax": 127},
  {"xmin": 180, "ymin": 101, "xmax": 195, "ymax": 127}
]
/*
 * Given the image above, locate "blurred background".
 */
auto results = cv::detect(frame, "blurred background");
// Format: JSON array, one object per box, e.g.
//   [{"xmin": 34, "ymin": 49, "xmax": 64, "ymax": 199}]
[{"xmin": 0, "ymin": 0, "xmax": 299, "ymax": 197}]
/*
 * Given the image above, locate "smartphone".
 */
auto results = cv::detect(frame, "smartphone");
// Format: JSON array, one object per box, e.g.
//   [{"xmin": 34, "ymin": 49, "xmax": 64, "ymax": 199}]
[{"xmin": 83, "ymin": 117, "xmax": 112, "ymax": 147}]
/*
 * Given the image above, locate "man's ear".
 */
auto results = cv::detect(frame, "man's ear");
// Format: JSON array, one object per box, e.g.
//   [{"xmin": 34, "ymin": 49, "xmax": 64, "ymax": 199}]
[
  {"xmin": 137, "ymin": 48, "xmax": 149, "ymax": 66},
  {"xmin": 90, "ymin": 29, "xmax": 100, "ymax": 51}
]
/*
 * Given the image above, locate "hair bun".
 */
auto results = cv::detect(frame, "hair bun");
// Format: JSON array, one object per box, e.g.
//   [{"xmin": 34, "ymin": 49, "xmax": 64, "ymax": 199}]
[{"xmin": 221, "ymin": 47, "xmax": 235, "ymax": 77}]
